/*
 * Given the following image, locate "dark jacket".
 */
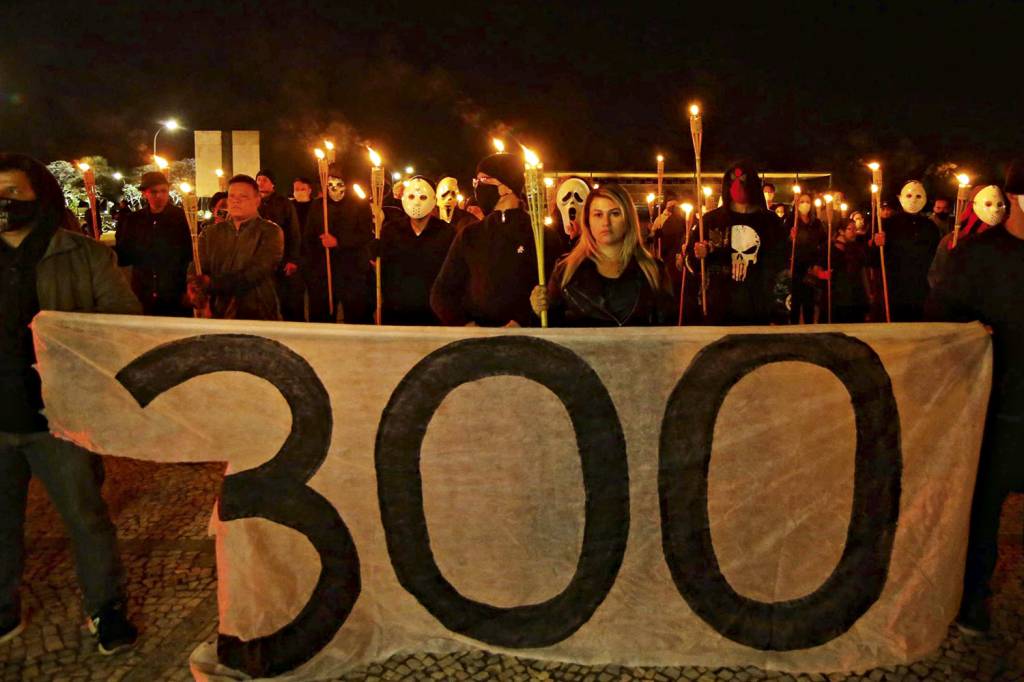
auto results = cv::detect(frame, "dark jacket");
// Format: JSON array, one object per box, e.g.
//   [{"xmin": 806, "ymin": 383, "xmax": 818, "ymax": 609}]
[
  {"xmin": 873, "ymin": 211, "xmax": 940, "ymax": 315},
  {"xmin": 302, "ymin": 194, "xmax": 374, "ymax": 280},
  {"xmin": 379, "ymin": 215, "xmax": 455, "ymax": 325},
  {"xmin": 546, "ymin": 256, "xmax": 675, "ymax": 327},
  {"xmin": 114, "ymin": 203, "xmax": 192, "ymax": 315},
  {"xmin": 259, "ymin": 192, "xmax": 301, "ymax": 266},
  {"xmin": 197, "ymin": 217, "xmax": 284, "ymax": 320},
  {"xmin": 430, "ymin": 207, "xmax": 563, "ymax": 327}
]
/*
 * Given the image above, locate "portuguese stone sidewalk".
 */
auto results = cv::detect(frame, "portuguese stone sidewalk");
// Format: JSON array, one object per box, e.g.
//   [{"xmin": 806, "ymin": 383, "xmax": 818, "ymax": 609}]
[{"xmin": 0, "ymin": 458, "xmax": 1021, "ymax": 682}]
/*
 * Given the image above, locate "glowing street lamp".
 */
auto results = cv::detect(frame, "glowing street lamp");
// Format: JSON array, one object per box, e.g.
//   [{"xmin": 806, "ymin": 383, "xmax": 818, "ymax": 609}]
[{"xmin": 153, "ymin": 118, "xmax": 180, "ymax": 156}]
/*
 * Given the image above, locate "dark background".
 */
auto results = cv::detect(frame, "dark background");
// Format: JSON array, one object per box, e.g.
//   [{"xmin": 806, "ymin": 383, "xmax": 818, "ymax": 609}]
[{"xmin": 3, "ymin": 0, "xmax": 1022, "ymax": 205}]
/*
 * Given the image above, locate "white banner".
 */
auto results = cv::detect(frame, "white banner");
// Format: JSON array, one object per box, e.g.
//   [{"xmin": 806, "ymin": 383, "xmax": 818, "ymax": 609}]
[{"xmin": 32, "ymin": 313, "xmax": 991, "ymax": 680}]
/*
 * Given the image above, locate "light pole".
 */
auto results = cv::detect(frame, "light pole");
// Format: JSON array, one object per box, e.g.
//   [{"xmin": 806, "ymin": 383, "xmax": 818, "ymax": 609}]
[{"xmin": 152, "ymin": 119, "xmax": 180, "ymax": 157}]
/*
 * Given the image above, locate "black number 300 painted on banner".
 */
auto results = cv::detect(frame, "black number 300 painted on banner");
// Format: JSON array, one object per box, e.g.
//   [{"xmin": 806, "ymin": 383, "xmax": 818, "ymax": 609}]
[{"xmin": 113, "ymin": 332, "xmax": 901, "ymax": 677}]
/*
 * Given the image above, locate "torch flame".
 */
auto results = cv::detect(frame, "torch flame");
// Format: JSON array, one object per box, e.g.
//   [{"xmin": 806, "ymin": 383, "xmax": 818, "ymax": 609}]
[
  {"xmin": 840, "ymin": 202, "xmax": 849, "ymax": 212},
  {"xmin": 646, "ymin": 193, "xmax": 656, "ymax": 204},
  {"xmin": 522, "ymin": 146, "xmax": 541, "ymax": 168},
  {"xmin": 871, "ymin": 184, "xmax": 879, "ymax": 194},
  {"xmin": 314, "ymin": 148, "xmax": 325, "ymax": 160},
  {"xmin": 657, "ymin": 154, "xmax": 664, "ymax": 163},
  {"xmin": 957, "ymin": 173, "xmax": 970, "ymax": 186},
  {"xmin": 824, "ymin": 193, "xmax": 834, "ymax": 204},
  {"xmin": 793, "ymin": 184, "xmax": 802, "ymax": 195},
  {"xmin": 544, "ymin": 216, "xmax": 553, "ymax": 226},
  {"xmin": 215, "ymin": 168, "xmax": 224, "ymax": 177},
  {"xmin": 456, "ymin": 193, "xmax": 464, "ymax": 203},
  {"xmin": 681, "ymin": 202, "xmax": 694, "ymax": 215},
  {"xmin": 352, "ymin": 183, "xmax": 367, "ymax": 199},
  {"xmin": 868, "ymin": 162, "xmax": 880, "ymax": 171},
  {"xmin": 544, "ymin": 177, "xmax": 554, "ymax": 187},
  {"xmin": 367, "ymin": 147, "xmax": 382, "ymax": 167},
  {"xmin": 77, "ymin": 162, "xmax": 90, "ymax": 172},
  {"xmin": 702, "ymin": 186, "xmax": 712, "ymax": 197},
  {"xmin": 324, "ymin": 140, "xmax": 335, "ymax": 151},
  {"xmin": 153, "ymin": 155, "xmax": 168, "ymax": 170},
  {"xmin": 179, "ymin": 182, "xmax": 192, "ymax": 194},
  {"xmin": 814, "ymin": 198, "xmax": 822, "ymax": 207},
  {"xmin": 689, "ymin": 103, "xmax": 700, "ymax": 117},
  {"xmin": 492, "ymin": 138, "xmax": 505, "ymax": 153}
]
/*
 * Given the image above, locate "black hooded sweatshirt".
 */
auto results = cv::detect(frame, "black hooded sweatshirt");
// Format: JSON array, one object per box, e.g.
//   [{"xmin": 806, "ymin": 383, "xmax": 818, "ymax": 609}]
[{"xmin": 685, "ymin": 162, "xmax": 787, "ymax": 325}]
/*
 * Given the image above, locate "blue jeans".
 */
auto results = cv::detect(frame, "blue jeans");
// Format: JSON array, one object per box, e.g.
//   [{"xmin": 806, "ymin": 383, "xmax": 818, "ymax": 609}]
[{"xmin": 0, "ymin": 431, "xmax": 125, "ymax": 620}]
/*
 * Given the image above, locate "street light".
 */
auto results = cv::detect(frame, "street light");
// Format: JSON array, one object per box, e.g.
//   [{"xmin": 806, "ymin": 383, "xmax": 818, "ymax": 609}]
[{"xmin": 153, "ymin": 118, "xmax": 180, "ymax": 157}]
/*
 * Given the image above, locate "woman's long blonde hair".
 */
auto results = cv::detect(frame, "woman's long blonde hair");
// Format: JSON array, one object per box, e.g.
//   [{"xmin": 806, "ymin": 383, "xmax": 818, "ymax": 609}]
[{"xmin": 560, "ymin": 183, "xmax": 663, "ymax": 292}]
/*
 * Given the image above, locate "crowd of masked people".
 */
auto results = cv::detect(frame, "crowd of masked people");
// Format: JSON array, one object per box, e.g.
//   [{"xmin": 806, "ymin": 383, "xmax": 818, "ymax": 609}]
[{"xmin": 1, "ymin": 148, "xmax": 1022, "ymax": 653}]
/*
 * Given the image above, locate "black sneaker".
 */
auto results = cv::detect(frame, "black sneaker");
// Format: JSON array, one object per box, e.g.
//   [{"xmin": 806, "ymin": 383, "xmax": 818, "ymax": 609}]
[
  {"xmin": 0, "ymin": 616, "xmax": 24, "ymax": 645},
  {"xmin": 955, "ymin": 595, "xmax": 991, "ymax": 637},
  {"xmin": 87, "ymin": 602, "xmax": 138, "ymax": 655}
]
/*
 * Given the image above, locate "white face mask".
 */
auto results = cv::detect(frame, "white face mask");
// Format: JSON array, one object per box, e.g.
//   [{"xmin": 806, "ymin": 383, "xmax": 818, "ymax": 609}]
[
  {"xmin": 436, "ymin": 177, "xmax": 459, "ymax": 222},
  {"xmin": 327, "ymin": 178, "xmax": 346, "ymax": 202},
  {"xmin": 797, "ymin": 201, "xmax": 811, "ymax": 215},
  {"xmin": 899, "ymin": 181, "xmax": 927, "ymax": 214},
  {"xmin": 402, "ymin": 178, "xmax": 436, "ymax": 220},
  {"xmin": 556, "ymin": 178, "xmax": 590, "ymax": 236},
  {"xmin": 972, "ymin": 185, "xmax": 1007, "ymax": 226},
  {"xmin": 293, "ymin": 186, "xmax": 311, "ymax": 202}
]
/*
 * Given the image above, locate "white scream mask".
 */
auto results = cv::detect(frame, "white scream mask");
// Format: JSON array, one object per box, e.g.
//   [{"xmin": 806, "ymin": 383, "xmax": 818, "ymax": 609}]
[
  {"xmin": 972, "ymin": 185, "xmax": 1007, "ymax": 226},
  {"xmin": 436, "ymin": 177, "xmax": 459, "ymax": 223},
  {"xmin": 899, "ymin": 181, "xmax": 927, "ymax": 214},
  {"xmin": 402, "ymin": 177, "xmax": 436, "ymax": 220},
  {"xmin": 556, "ymin": 178, "xmax": 590, "ymax": 237},
  {"xmin": 327, "ymin": 178, "xmax": 346, "ymax": 202}
]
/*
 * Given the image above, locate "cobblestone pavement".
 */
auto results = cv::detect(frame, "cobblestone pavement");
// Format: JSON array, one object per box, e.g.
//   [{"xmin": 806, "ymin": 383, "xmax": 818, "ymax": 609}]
[{"xmin": 0, "ymin": 457, "xmax": 1020, "ymax": 681}]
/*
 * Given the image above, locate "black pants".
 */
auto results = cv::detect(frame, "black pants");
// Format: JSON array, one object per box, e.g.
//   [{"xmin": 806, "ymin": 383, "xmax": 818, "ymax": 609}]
[
  {"xmin": 962, "ymin": 414, "xmax": 1024, "ymax": 603},
  {"xmin": 275, "ymin": 271, "xmax": 306, "ymax": 322},
  {"xmin": 790, "ymin": 277, "xmax": 816, "ymax": 324}
]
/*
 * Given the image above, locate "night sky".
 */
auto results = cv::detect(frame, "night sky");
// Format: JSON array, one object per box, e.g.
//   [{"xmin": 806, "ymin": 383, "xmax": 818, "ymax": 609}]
[{"xmin": 3, "ymin": 1, "xmax": 1022, "ymax": 204}]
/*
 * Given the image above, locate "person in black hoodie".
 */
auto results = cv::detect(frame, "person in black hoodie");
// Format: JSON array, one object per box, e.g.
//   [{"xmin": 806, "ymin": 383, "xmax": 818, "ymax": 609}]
[
  {"xmin": 256, "ymin": 170, "xmax": 303, "ymax": 322},
  {"xmin": 831, "ymin": 219, "xmax": 870, "ymax": 323},
  {"xmin": 377, "ymin": 176, "xmax": 455, "ymax": 325},
  {"xmin": 530, "ymin": 183, "xmax": 675, "ymax": 326},
  {"xmin": 290, "ymin": 177, "xmax": 315, "ymax": 235},
  {"xmin": 303, "ymin": 167, "xmax": 374, "ymax": 323},
  {"xmin": 871, "ymin": 180, "xmax": 940, "ymax": 321},
  {"xmin": 114, "ymin": 171, "xmax": 192, "ymax": 316},
  {"xmin": 789, "ymin": 192, "xmax": 828, "ymax": 323},
  {"xmin": 688, "ymin": 161, "xmax": 787, "ymax": 325},
  {"xmin": 430, "ymin": 153, "xmax": 562, "ymax": 327}
]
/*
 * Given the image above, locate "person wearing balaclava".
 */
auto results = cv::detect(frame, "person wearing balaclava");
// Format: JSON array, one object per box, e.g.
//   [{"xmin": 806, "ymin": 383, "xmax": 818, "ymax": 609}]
[
  {"xmin": 290, "ymin": 177, "xmax": 315, "ymax": 233},
  {"xmin": 430, "ymin": 152, "xmax": 562, "ymax": 327},
  {"xmin": 302, "ymin": 164, "xmax": 374, "ymax": 323},
  {"xmin": 788, "ymin": 193, "xmax": 829, "ymax": 324},
  {"xmin": 927, "ymin": 184, "xmax": 1008, "ymax": 289},
  {"xmin": 375, "ymin": 176, "xmax": 454, "ymax": 325},
  {"xmin": 926, "ymin": 158, "xmax": 1024, "ymax": 636},
  {"xmin": 870, "ymin": 179, "xmax": 940, "ymax": 321},
  {"xmin": 687, "ymin": 161, "xmax": 787, "ymax": 325},
  {"xmin": 0, "ymin": 153, "xmax": 140, "ymax": 654}
]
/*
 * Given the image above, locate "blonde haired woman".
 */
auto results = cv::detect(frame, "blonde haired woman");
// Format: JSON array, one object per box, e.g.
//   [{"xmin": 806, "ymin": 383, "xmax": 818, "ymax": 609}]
[{"xmin": 531, "ymin": 183, "xmax": 675, "ymax": 326}]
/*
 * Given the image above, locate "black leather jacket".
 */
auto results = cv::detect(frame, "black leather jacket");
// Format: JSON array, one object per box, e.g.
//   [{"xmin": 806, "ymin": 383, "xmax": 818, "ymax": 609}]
[{"xmin": 546, "ymin": 256, "xmax": 675, "ymax": 326}]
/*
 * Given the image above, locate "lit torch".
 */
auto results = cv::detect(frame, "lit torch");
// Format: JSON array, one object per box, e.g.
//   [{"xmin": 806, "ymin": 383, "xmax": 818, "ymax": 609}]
[
  {"xmin": 823, "ymin": 193, "xmax": 834, "ymax": 323},
  {"xmin": 790, "ymin": 184, "xmax": 801, "ymax": 279},
  {"xmin": 314, "ymin": 147, "xmax": 334, "ymax": 316},
  {"xmin": 368, "ymin": 146, "xmax": 385, "ymax": 325},
  {"xmin": 324, "ymin": 140, "xmax": 336, "ymax": 164},
  {"xmin": 215, "ymin": 168, "xmax": 227, "ymax": 192},
  {"xmin": 492, "ymin": 138, "xmax": 505, "ymax": 153},
  {"xmin": 689, "ymin": 103, "xmax": 707, "ymax": 316},
  {"xmin": 77, "ymin": 161, "xmax": 100, "ymax": 239},
  {"xmin": 867, "ymin": 161, "xmax": 891, "ymax": 322},
  {"xmin": 952, "ymin": 172, "xmax": 972, "ymax": 248},
  {"xmin": 522, "ymin": 145, "xmax": 548, "ymax": 328},
  {"xmin": 678, "ymin": 202, "xmax": 695, "ymax": 326}
]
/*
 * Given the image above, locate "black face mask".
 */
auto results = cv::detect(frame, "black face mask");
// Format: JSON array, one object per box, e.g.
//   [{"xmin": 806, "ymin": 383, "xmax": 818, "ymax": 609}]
[
  {"xmin": 0, "ymin": 198, "xmax": 39, "ymax": 232},
  {"xmin": 475, "ymin": 183, "xmax": 500, "ymax": 215}
]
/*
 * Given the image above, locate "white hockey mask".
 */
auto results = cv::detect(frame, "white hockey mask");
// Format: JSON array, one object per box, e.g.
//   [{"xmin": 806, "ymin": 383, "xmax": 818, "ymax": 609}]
[
  {"xmin": 972, "ymin": 185, "xmax": 1007, "ymax": 226},
  {"xmin": 899, "ymin": 181, "xmax": 927, "ymax": 214},
  {"xmin": 556, "ymin": 178, "xmax": 589, "ymax": 237},
  {"xmin": 436, "ymin": 177, "xmax": 459, "ymax": 222},
  {"xmin": 402, "ymin": 177, "xmax": 436, "ymax": 220},
  {"xmin": 731, "ymin": 224, "xmax": 760, "ymax": 282},
  {"xmin": 327, "ymin": 177, "xmax": 346, "ymax": 202}
]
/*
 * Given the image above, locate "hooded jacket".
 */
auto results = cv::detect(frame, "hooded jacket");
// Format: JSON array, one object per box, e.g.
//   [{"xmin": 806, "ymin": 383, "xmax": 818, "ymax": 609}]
[{"xmin": 684, "ymin": 162, "xmax": 787, "ymax": 325}]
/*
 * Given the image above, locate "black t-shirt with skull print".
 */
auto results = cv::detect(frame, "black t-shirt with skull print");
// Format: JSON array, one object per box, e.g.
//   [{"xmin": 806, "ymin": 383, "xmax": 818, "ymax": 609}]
[{"xmin": 687, "ymin": 206, "xmax": 787, "ymax": 325}]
